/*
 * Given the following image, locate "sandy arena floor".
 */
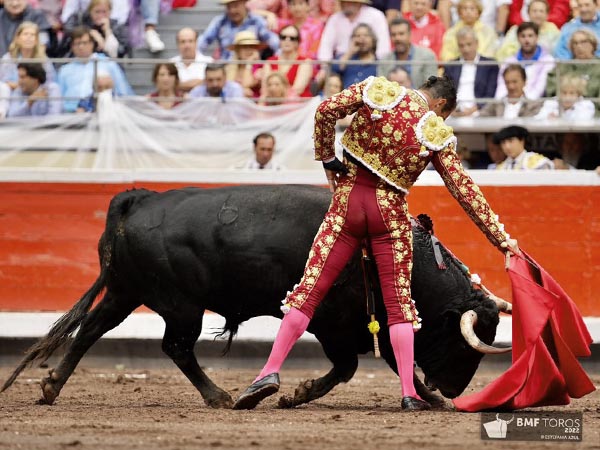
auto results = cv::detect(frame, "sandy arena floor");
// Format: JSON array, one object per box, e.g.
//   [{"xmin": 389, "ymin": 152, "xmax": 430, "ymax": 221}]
[{"xmin": 0, "ymin": 362, "xmax": 598, "ymax": 450}]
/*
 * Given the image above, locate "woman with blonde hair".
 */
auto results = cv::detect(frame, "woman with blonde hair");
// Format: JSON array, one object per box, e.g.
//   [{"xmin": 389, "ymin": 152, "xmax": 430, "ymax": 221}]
[
  {"xmin": 63, "ymin": 0, "xmax": 129, "ymax": 58},
  {"xmin": 535, "ymin": 76, "xmax": 595, "ymax": 120},
  {"xmin": 0, "ymin": 21, "xmax": 57, "ymax": 90},
  {"xmin": 440, "ymin": 0, "xmax": 497, "ymax": 61},
  {"xmin": 260, "ymin": 71, "xmax": 296, "ymax": 105}
]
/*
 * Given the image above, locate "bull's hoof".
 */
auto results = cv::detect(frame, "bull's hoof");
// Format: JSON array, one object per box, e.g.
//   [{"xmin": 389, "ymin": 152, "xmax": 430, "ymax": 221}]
[
  {"xmin": 277, "ymin": 395, "xmax": 295, "ymax": 409},
  {"xmin": 401, "ymin": 396, "xmax": 431, "ymax": 411},
  {"xmin": 286, "ymin": 380, "xmax": 314, "ymax": 408},
  {"xmin": 39, "ymin": 370, "xmax": 60, "ymax": 405},
  {"xmin": 204, "ymin": 392, "xmax": 234, "ymax": 409}
]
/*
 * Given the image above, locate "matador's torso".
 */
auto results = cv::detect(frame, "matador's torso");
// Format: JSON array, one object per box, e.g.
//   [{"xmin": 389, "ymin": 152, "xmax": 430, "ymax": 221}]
[{"xmin": 313, "ymin": 76, "xmax": 511, "ymax": 250}]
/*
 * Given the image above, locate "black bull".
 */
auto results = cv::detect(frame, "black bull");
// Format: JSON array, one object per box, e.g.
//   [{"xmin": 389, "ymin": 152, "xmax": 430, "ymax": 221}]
[{"xmin": 2, "ymin": 185, "xmax": 502, "ymax": 408}]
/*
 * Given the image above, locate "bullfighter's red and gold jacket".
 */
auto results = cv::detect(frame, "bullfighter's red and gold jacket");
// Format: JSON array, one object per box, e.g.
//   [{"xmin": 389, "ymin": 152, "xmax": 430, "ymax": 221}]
[{"xmin": 314, "ymin": 76, "xmax": 510, "ymax": 250}]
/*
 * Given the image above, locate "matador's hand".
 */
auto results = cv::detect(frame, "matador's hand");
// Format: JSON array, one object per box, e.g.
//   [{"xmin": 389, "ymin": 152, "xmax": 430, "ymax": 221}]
[{"xmin": 322, "ymin": 158, "xmax": 348, "ymax": 193}]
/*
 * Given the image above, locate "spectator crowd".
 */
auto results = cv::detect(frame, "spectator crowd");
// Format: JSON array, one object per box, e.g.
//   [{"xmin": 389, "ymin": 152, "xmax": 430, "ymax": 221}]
[{"xmin": 0, "ymin": 0, "xmax": 600, "ymax": 169}]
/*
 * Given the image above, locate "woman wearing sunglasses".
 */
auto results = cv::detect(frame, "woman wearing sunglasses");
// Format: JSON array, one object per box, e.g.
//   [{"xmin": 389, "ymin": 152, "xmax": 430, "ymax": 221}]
[{"xmin": 261, "ymin": 24, "xmax": 315, "ymax": 98}]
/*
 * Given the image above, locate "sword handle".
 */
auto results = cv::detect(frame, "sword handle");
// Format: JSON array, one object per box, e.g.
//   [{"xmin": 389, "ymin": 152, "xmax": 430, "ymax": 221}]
[{"xmin": 373, "ymin": 333, "xmax": 380, "ymax": 358}]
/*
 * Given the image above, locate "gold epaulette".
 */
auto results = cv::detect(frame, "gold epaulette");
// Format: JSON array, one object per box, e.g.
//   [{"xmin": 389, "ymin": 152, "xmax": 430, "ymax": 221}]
[
  {"xmin": 362, "ymin": 76, "xmax": 406, "ymax": 120},
  {"xmin": 415, "ymin": 111, "xmax": 456, "ymax": 154}
]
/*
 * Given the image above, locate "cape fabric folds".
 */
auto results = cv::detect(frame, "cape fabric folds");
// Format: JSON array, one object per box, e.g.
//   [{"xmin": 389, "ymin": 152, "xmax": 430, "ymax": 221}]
[{"xmin": 453, "ymin": 250, "xmax": 595, "ymax": 412}]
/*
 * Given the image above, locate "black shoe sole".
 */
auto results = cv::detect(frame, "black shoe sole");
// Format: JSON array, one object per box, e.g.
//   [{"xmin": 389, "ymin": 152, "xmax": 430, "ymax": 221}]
[{"xmin": 232, "ymin": 384, "xmax": 279, "ymax": 410}]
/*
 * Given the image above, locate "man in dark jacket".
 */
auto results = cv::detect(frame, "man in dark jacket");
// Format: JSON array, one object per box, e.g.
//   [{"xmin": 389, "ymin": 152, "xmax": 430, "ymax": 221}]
[{"xmin": 444, "ymin": 26, "xmax": 498, "ymax": 117}]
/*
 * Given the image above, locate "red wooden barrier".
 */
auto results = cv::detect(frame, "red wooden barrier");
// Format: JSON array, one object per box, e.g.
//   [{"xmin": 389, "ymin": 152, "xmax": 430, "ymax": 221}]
[{"xmin": 0, "ymin": 182, "xmax": 597, "ymax": 315}]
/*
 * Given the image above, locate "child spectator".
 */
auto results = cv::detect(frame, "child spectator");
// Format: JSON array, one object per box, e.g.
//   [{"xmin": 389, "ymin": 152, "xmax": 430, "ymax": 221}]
[{"xmin": 535, "ymin": 76, "xmax": 595, "ymax": 120}]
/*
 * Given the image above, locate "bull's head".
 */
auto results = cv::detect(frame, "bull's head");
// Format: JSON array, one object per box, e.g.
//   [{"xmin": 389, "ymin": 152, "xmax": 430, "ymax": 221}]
[{"xmin": 415, "ymin": 292, "xmax": 510, "ymax": 398}]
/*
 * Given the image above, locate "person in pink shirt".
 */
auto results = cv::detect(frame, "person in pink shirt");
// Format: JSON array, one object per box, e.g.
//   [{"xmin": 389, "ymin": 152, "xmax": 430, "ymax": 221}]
[
  {"xmin": 404, "ymin": 0, "xmax": 446, "ymax": 58},
  {"xmin": 278, "ymin": 0, "xmax": 324, "ymax": 59},
  {"xmin": 317, "ymin": 0, "xmax": 391, "ymax": 61}
]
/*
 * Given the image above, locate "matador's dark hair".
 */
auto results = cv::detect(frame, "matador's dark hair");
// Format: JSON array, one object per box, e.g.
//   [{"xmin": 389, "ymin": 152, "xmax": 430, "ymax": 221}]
[{"xmin": 419, "ymin": 75, "xmax": 457, "ymax": 115}]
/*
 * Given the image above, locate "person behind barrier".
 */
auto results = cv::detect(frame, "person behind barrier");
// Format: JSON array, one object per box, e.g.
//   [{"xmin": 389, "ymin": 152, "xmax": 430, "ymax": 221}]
[
  {"xmin": 493, "ymin": 125, "xmax": 553, "ymax": 170},
  {"xmin": 189, "ymin": 63, "xmax": 244, "ymax": 99},
  {"xmin": 170, "ymin": 27, "xmax": 213, "ymax": 93},
  {"xmin": 232, "ymin": 75, "xmax": 519, "ymax": 412},
  {"xmin": 57, "ymin": 26, "xmax": 133, "ymax": 113},
  {"xmin": 7, "ymin": 62, "xmax": 61, "ymax": 117},
  {"xmin": 479, "ymin": 64, "xmax": 541, "ymax": 118},
  {"xmin": 240, "ymin": 132, "xmax": 284, "ymax": 169},
  {"xmin": 377, "ymin": 17, "xmax": 438, "ymax": 89}
]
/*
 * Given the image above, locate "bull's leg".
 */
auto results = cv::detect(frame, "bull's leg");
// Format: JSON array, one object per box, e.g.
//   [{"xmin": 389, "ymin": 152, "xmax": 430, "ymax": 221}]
[
  {"xmin": 40, "ymin": 293, "xmax": 140, "ymax": 405},
  {"xmin": 414, "ymin": 373, "xmax": 449, "ymax": 410},
  {"xmin": 378, "ymin": 337, "xmax": 448, "ymax": 409},
  {"xmin": 161, "ymin": 313, "xmax": 233, "ymax": 409},
  {"xmin": 278, "ymin": 342, "xmax": 358, "ymax": 408}
]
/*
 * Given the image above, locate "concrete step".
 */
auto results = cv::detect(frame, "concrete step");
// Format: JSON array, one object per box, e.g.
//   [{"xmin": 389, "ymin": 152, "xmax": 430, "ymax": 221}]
[{"xmin": 160, "ymin": 7, "xmax": 221, "ymax": 27}]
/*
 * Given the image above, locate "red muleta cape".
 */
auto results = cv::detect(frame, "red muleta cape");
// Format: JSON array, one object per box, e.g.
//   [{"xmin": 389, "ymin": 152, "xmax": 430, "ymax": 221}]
[{"xmin": 453, "ymin": 250, "xmax": 595, "ymax": 412}]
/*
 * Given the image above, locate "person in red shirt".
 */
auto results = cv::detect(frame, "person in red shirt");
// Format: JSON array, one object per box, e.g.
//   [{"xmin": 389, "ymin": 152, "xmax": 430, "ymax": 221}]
[
  {"xmin": 262, "ymin": 24, "xmax": 315, "ymax": 97},
  {"xmin": 404, "ymin": 0, "xmax": 446, "ymax": 57}
]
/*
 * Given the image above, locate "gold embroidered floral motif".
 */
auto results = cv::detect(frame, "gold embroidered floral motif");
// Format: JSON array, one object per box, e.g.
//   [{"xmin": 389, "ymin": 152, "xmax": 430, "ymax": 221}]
[
  {"xmin": 418, "ymin": 114, "xmax": 455, "ymax": 150},
  {"xmin": 364, "ymin": 76, "xmax": 404, "ymax": 108}
]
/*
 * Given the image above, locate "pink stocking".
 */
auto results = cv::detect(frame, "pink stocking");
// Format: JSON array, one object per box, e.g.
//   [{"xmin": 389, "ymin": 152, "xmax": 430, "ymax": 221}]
[
  {"xmin": 389, "ymin": 322, "xmax": 420, "ymax": 399},
  {"xmin": 255, "ymin": 308, "xmax": 310, "ymax": 381}
]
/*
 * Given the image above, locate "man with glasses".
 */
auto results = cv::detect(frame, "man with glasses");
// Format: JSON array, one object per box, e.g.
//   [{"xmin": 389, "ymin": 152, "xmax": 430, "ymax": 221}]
[
  {"xmin": 554, "ymin": 0, "xmax": 600, "ymax": 59},
  {"xmin": 57, "ymin": 26, "xmax": 133, "ymax": 112}
]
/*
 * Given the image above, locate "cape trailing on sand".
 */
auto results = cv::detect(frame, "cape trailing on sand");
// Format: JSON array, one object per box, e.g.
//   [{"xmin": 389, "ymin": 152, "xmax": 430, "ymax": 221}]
[{"xmin": 453, "ymin": 250, "xmax": 595, "ymax": 411}]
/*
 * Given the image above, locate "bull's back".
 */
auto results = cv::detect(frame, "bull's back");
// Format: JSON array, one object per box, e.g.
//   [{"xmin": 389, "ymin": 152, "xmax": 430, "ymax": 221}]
[{"xmin": 109, "ymin": 186, "xmax": 332, "ymax": 313}]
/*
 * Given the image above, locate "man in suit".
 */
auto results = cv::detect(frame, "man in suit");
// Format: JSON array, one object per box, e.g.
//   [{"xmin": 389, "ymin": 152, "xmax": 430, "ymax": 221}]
[
  {"xmin": 444, "ymin": 27, "xmax": 498, "ymax": 117},
  {"xmin": 479, "ymin": 64, "xmax": 542, "ymax": 118}
]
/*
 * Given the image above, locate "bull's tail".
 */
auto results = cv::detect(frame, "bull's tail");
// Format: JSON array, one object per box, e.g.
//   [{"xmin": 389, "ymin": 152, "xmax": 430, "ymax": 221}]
[
  {"xmin": 0, "ymin": 272, "xmax": 106, "ymax": 392},
  {"xmin": 1, "ymin": 188, "xmax": 152, "ymax": 393}
]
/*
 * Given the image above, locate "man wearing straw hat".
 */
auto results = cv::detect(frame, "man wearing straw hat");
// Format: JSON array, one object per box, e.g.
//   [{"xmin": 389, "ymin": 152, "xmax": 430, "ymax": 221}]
[{"xmin": 197, "ymin": 0, "xmax": 279, "ymax": 61}]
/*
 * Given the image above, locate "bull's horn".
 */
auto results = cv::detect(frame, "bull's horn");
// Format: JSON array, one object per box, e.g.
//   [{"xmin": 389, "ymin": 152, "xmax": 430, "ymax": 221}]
[
  {"xmin": 460, "ymin": 310, "xmax": 512, "ymax": 354},
  {"xmin": 490, "ymin": 294, "xmax": 513, "ymax": 314},
  {"xmin": 480, "ymin": 285, "xmax": 513, "ymax": 314}
]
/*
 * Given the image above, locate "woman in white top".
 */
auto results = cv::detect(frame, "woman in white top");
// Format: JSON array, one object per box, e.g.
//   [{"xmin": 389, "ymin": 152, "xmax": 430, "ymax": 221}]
[{"xmin": 534, "ymin": 75, "xmax": 595, "ymax": 120}]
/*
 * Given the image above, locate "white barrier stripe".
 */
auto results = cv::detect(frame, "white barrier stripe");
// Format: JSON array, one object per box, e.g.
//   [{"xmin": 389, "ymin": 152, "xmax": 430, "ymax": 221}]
[
  {"xmin": 0, "ymin": 168, "xmax": 598, "ymax": 186},
  {"xmin": 1, "ymin": 312, "xmax": 599, "ymax": 344}
]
